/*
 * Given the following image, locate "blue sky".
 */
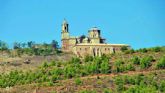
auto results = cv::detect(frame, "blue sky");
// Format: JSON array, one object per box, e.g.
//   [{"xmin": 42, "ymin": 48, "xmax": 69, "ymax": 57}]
[{"xmin": 0, "ymin": 0, "xmax": 165, "ymax": 49}]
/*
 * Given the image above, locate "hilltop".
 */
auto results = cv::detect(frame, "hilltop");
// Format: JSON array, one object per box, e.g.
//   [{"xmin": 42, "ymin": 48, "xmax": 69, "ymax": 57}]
[{"xmin": 0, "ymin": 46, "xmax": 165, "ymax": 93}]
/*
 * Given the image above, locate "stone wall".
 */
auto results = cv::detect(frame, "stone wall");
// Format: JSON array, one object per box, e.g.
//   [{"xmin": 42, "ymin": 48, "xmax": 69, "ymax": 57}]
[
  {"xmin": 72, "ymin": 44, "xmax": 129, "ymax": 57},
  {"xmin": 61, "ymin": 39, "xmax": 70, "ymax": 52}
]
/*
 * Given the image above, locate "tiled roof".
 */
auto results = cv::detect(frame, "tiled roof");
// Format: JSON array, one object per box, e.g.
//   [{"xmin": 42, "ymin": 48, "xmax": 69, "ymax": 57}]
[{"xmin": 75, "ymin": 43, "xmax": 129, "ymax": 46}]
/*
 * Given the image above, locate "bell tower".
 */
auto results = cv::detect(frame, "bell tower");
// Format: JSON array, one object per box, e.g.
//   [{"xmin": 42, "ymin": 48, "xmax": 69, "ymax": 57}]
[{"xmin": 61, "ymin": 19, "xmax": 70, "ymax": 52}]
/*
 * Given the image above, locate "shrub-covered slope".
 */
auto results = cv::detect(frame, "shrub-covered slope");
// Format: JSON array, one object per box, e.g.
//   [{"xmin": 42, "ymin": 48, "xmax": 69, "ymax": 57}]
[{"xmin": 0, "ymin": 46, "xmax": 165, "ymax": 93}]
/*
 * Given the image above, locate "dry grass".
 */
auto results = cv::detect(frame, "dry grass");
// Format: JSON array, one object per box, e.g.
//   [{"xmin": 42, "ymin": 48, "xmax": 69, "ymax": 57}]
[{"xmin": 0, "ymin": 53, "xmax": 75, "ymax": 74}]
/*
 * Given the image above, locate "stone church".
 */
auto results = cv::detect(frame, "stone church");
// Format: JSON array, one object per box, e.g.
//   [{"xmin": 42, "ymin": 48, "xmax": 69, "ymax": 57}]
[{"xmin": 61, "ymin": 19, "xmax": 130, "ymax": 57}]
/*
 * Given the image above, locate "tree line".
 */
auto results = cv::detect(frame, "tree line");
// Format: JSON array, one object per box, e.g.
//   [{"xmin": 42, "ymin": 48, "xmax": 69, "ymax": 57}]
[{"xmin": 0, "ymin": 40, "xmax": 61, "ymax": 56}]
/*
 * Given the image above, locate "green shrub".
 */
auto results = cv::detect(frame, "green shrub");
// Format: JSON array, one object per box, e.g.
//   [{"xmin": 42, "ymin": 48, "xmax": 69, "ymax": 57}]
[
  {"xmin": 139, "ymin": 48, "xmax": 148, "ymax": 53},
  {"xmin": 86, "ymin": 62, "xmax": 100, "ymax": 74},
  {"xmin": 114, "ymin": 77, "xmax": 125, "ymax": 91},
  {"xmin": 79, "ymin": 69, "xmax": 89, "ymax": 77},
  {"xmin": 114, "ymin": 60, "xmax": 125, "ymax": 73},
  {"xmin": 114, "ymin": 76, "xmax": 124, "ymax": 85},
  {"xmin": 75, "ymin": 78, "xmax": 82, "ymax": 85},
  {"xmin": 51, "ymin": 75, "xmax": 59, "ymax": 82},
  {"xmin": 49, "ymin": 61, "xmax": 56, "ymax": 66},
  {"xmin": 140, "ymin": 56, "xmax": 153, "ymax": 69},
  {"xmin": 50, "ymin": 68, "xmax": 63, "ymax": 76},
  {"xmin": 156, "ymin": 56, "xmax": 165, "ymax": 69},
  {"xmin": 64, "ymin": 65, "xmax": 76, "ymax": 78},
  {"xmin": 131, "ymin": 56, "xmax": 140, "ymax": 65},
  {"xmin": 124, "ymin": 49, "xmax": 135, "ymax": 54},
  {"xmin": 79, "ymin": 90, "xmax": 96, "ymax": 93},
  {"xmin": 101, "ymin": 54, "xmax": 110, "ymax": 60},
  {"xmin": 41, "ymin": 75, "xmax": 49, "ymax": 82},
  {"xmin": 69, "ymin": 57, "xmax": 81, "ymax": 64},
  {"xmin": 159, "ymin": 80, "xmax": 165, "ymax": 92},
  {"xmin": 56, "ymin": 62, "xmax": 62, "ymax": 67},
  {"xmin": 117, "ymin": 83, "xmax": 125, "ymax": 92},
  {"xmin": 103, "ymin": 88, "xmax": 112, "ymax": 93},
  {"xmin": 114, "ymin": 60, "xmax": 124, "ymax": 67},
  {"xmin": 124, "ymin": 86, "xmax": 136, "ymax": 93},
  {"xmin": 84, "ymin": 55, "xmax": 93, "ymax": 62},
  {"xmin": 100, "ymin": 60, "xmax": 111, "ymax": 74},
  {"xmin": 47, "ymin": 81, "xmax": 54, "ymax": 86},
  {"xmin": 42, "ymin": 62, "xmax": 49, "ymax": 68},
  {"xmin": 134, "ymin": 74, "xmax": 144, "ymax": 85},
  {"xmin": 126, "ymin": 64, "xmax": 135, "ymax": 71},
  {"xmin": 123, "ymin": 75, "xmax": 135, "ymax": 85},
  {"xmin": 151, "ymin": 47, "xmax": 161, "ymax": 52}
]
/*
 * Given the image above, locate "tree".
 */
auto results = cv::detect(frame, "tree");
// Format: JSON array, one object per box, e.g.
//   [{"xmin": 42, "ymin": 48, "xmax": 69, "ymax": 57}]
[
  {"xmin": 51, "ymin": 40, "xmax": 59, "ymax": 49},
  {"xmin": 0, "ymin": 40, "xmax": 8, "ymax": 50},
  {"xmin": 21, "ymin": 42, "xmax": 27, "ymax": 48},
  {"xmin": 121, "ymin": 46, "xmax": 128, "ymax": 52},
  {"xmin": 139, "ymin": 48, "xmax": 148, "ymax": 53},
  {"xmin": 13, "ymin": 42, "xmax": 21, "ymax": 49},
  {"xmin": 27, "ymin": 41, "xmax": 35, "ymax": 48}
]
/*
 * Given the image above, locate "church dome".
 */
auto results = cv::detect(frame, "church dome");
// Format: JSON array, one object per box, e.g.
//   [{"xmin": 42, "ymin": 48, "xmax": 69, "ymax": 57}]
[{"xmin": 84, "ymin": 37, "xmax": 89, "ymax": 40}]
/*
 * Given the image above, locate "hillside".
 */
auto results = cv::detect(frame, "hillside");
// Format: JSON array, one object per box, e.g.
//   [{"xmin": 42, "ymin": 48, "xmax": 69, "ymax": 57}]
[{"xmin": 0, "ymin": 46, "xmax": 165, "ymax": 93}]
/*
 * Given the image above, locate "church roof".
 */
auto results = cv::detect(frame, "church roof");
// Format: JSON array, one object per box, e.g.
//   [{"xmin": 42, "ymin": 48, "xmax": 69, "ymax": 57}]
[
  {"xmin": 70, "ymin": 36, "xmax": 76, "ymax": 38},
  {"xmin": 75, "ymin": 43, "xmax": 130, "ymax": 46},
  {"xmin": 63, "ymin": 19, "xmax": 68, "ymax": 24},
  {"xmin": 90, "ymin": 27, "xmax": 100, "ymax": 31}
]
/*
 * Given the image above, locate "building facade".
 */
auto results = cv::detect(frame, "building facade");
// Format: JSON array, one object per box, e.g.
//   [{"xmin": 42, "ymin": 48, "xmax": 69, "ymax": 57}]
[{"xmin": 61, "ymin": 20, "xmax": 130, "ymax": 57}]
